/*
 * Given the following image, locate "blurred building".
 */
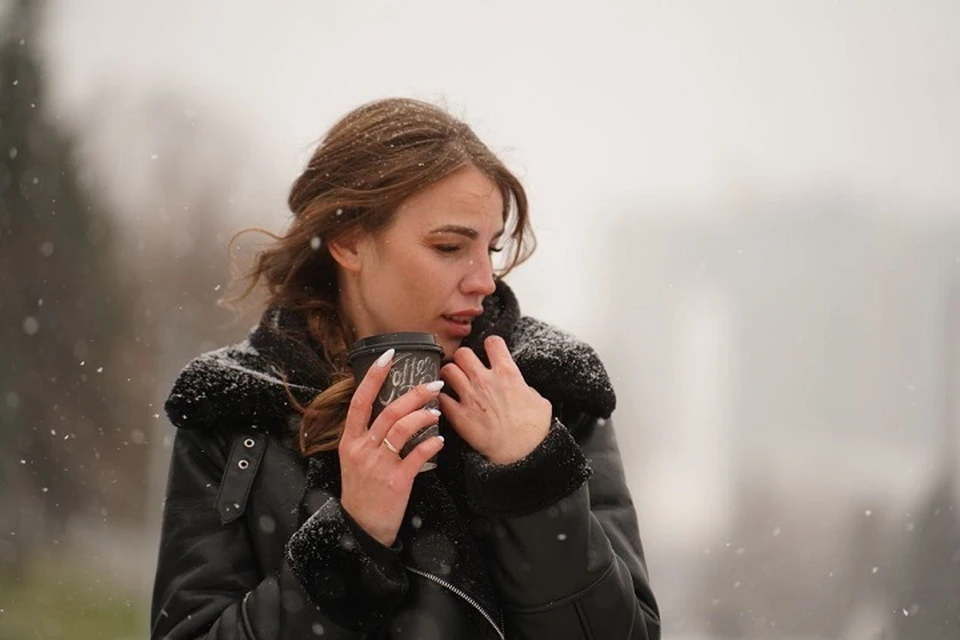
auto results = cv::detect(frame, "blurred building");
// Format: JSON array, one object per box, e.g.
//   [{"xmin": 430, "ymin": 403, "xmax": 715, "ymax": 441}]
[{"xmin": 597, "ymin": 195, "xmax": 960, "ymax": 638}]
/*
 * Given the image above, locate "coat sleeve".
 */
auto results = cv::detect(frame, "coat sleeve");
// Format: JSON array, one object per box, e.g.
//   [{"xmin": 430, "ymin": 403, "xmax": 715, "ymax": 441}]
[
  {"xmin": 150, "ymin": 427, "xmax": 408, "ymax": 640},
  {"xmin": 463, "ymin": 414, "xmax": 661, "ymax": 640}
]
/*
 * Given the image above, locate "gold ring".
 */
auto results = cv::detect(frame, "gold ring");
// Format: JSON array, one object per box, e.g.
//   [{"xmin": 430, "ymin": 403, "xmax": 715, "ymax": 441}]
[{"xmin": 382, "ymin": 438, "xmax": 400, "ymax": 455}]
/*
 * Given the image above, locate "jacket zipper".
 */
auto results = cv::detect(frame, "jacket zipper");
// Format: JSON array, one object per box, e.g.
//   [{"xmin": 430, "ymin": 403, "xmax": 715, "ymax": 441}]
[
  {"xmin": 240, "ymin": 592, "xmax": 258, "ymax": 639},
  {"xmin": 403, "ymin": 565, "xmax": 505, "ymax": 640}
]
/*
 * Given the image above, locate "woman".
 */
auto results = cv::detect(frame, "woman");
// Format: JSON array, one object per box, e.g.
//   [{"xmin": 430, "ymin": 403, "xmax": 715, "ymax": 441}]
[{"xmin": 151, "ymin": 98, "xmax": 660, "ymax": 639}]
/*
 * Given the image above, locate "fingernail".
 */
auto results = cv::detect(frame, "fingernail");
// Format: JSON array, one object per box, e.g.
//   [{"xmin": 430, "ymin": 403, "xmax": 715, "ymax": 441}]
[
  {"xmin": 427, "ymin": 408, "xmax": 441, "ymax": 417},
  {"xmin": 425, "ymin": 380, "xmax": 444, "ymax": 392},
  {"xmin": 375, "ymin": 348, "xmax": 395, "ymax": 368},
  {"xmin": 436, "ymin": 435, "xmax": 445, "ymax": 443}
]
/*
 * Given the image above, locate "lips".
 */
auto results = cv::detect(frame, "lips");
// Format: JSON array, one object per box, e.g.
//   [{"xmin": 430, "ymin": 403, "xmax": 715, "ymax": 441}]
[
  {"xmin": 444, "ymin": 309, "xmax": 482, "ymax": 320},
  {"xmin": 441, "ymin": 311, "xmax": 480, "ymax": 337}
]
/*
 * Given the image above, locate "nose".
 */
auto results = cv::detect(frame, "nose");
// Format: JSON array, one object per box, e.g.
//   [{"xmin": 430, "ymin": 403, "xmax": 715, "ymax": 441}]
[{"xmin": 461, "ymin": 255, "xmax": 496, "ymax": 297}]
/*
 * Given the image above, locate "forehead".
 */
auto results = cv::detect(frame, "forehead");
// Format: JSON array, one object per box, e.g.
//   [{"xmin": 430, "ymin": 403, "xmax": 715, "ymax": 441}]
[{"xmin": 393, "ymin": 166, "xmax": 504, "ymax": 229}]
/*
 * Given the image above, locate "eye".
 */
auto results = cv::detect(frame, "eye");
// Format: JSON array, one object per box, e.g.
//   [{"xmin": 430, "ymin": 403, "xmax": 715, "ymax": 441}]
[
  {"xmin": 489, "ymin": 245, "xmax": 505, "ymax": 254},
  {"xmin": 434, "ymin": 244, "xmax": 461, "ymax": 254}
]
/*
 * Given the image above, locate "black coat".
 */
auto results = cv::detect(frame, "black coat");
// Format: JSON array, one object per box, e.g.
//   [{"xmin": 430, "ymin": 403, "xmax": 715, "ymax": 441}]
[{"xmin": 151, "ymin": 282, "xmax": 660, "ymax": 639}]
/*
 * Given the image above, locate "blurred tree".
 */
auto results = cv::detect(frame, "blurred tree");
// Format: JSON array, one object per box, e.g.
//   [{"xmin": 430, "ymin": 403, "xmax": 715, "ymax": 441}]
[
  {"xmin": 69, "ymin": 88, "xmax": 276, "ymax": 563},
  {"xmin": 0, "ymin": 0, "xmax": 147, "ymax": 576}
]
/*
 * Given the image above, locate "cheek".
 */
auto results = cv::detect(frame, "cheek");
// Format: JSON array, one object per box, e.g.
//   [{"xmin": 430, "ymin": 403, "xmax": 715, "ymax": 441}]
[
  {"xmin": 371, "ymin": 249, "xmax": 460, "ymax": 318},
  {"xmin": 407, "ymin": 280, "xmax": 443, "ymax": 310},
  {"xmin": 407, "ymin": 254, "xmax": 459, "ymax": 298},
  {"xmin": 375, "ymin": 266, "xmax": 436, "ymax": 316}
]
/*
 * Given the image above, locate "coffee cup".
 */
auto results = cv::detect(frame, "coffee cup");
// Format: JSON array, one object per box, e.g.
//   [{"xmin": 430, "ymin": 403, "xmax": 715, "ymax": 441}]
[{"xmin": 347, "ymin": 332, "xmax": 443, "ymax": 471}]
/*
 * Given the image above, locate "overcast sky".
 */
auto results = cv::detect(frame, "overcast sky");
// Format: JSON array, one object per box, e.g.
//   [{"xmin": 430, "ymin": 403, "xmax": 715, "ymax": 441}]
[{"xmin": 35, "ymin": 0, "xmax": 960, "ymax": 330}]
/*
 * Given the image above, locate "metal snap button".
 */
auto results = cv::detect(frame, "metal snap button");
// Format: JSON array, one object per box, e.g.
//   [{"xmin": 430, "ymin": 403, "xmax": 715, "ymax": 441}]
[
  {"xmin": 238, "ymin": 459, "xmax": 249, "ymax": 470},
  {"xmin": 244, "ymin": 438, "xmax": 255, "ymax": 449}
]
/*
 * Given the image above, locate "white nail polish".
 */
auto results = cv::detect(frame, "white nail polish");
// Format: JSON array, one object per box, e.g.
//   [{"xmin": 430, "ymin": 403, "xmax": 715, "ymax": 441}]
[
  {"xmin": 425, "ymin": 380, "xmax": 444, "ymax": 392},
  {"xmin": 375, "ymin": 348, "xmax": 395, "ymax": 368},
  {"xmin": 427, "ymin": 408, "xmax": 442, "ymax": 417}
]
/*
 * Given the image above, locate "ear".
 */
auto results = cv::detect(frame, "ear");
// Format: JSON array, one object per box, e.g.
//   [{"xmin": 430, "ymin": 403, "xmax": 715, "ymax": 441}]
[{"xmin": 327, "ymin": 231, "xmax": 366, "ymax": 273}]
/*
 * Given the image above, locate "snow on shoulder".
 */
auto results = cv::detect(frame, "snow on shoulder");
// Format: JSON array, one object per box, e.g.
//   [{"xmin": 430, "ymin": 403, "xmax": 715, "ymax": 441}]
[
  {"xmin": 164, "ymin": 339, "xmax": 319, "ymax": 432},
  {"xmin": 510, "ymin": 316, "xmax": 616, "ymax": 420}
]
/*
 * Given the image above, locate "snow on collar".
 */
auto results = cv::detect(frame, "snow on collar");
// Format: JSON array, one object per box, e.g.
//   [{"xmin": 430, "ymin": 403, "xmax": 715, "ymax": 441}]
[{"xmin": 164, "ymin": 282, "xmax": 615, "ymax": 433}]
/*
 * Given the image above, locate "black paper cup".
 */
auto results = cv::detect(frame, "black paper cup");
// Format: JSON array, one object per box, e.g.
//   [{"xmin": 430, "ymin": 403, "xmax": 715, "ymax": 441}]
[{"xmin": 347, "ymin": 332, "xmax": 443, "ymax": 471}]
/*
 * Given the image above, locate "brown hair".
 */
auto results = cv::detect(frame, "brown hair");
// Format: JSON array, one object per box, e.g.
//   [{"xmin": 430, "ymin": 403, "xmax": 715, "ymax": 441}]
[{"xmin": 232, "ymin": 98, "xmax": 535, "ymax": 456}]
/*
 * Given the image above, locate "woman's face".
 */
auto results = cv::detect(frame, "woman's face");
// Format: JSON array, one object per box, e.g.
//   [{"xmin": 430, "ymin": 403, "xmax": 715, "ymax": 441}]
[{"xmin": 338, "ymin": 165, "xmax": 505, "ymax": 358}]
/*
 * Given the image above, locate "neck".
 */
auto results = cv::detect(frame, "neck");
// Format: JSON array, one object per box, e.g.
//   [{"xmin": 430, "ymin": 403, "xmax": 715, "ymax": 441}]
[{"xmin": 334, "ymin": 270, "xmax": 370, "ymax": 347}]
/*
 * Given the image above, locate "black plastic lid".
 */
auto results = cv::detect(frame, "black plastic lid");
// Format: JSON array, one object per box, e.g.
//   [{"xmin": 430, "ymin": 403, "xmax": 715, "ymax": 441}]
[{"xmin": 347, "ymin": 332, "xmax": 442, "ymax": 361}]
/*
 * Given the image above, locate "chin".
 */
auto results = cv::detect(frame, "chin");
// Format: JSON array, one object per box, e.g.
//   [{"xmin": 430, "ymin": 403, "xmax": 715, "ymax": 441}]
[{"xmin": 439, "ymin": 338, "xmax": 463, "ymax": 360}]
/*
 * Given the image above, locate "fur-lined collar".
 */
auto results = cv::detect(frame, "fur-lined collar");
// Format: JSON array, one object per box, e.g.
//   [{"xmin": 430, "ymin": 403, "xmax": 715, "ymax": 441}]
[{"xmin": 164, "ymin": 281, "xmax": 615, "ymax": 432}]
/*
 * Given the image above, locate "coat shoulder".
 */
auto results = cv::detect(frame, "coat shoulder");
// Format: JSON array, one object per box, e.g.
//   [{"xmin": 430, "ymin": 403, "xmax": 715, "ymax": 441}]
[
  {"xmin": 164, "ymin": 339, "xmax": 318, "ymax": 433},
  {"xmin": 510, "ymin": 316, "xmax": 616, "ymax": 419}
]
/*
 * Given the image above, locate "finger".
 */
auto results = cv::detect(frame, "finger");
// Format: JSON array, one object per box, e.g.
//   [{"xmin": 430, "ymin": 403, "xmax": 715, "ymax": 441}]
[
  {"xmin": 383, "ymin": 408, "xmax": 441, "ymax": 454},
  {"xmin": 484, "ymin": 335, "xmax": 520, "ymax": 374},
  {"xmin": 368, "ymin": 380, "xmax": 444, "ymax": 444},
  {"xmin": 398, "ymin": 434, "xmax": 445, "ymax": 477},
  {"xmin": 452, "ymin": 346, "xmax": 488, "ymax": 379},
  {"xmin": 437, "ymin": 393, "xmax": 463, "ymax": 428},
  {"xmin": 439, "ymin": 362, "xmax": 471, "ymax": 399},
  {"xmin": 437, "ymin": 393, "xmax": 480, "ymax": 452},
  {"xmin": 343, "ymin": 348, "xmax": 395, "ymax": 441}
]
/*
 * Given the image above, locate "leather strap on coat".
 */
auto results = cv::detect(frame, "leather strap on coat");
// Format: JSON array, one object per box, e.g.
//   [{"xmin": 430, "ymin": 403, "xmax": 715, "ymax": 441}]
[{"xmin": 216, "ymin": 431, "xmax": 268, "ymax": 525}]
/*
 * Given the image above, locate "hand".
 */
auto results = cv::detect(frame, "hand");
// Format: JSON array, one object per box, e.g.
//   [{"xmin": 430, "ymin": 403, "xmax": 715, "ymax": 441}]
[
  {"xmin": 439, "ymin": 335, "xmax": 552, "ymax": 465},
  {"xmin": 339, "ymin": 349, "xmax": 446, "ymax": 547}
]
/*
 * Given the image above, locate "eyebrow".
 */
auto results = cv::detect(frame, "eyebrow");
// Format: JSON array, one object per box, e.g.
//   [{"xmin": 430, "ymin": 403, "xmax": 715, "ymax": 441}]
[{"xmin": 428, "ymin": 224, "xmax": 505, "ymax": 240}]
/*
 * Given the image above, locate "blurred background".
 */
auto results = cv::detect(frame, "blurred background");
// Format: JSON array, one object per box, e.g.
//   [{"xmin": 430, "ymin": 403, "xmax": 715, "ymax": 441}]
[{"xmin": 2, "ymin": 0, "xmax": 958, "ymax": 637}]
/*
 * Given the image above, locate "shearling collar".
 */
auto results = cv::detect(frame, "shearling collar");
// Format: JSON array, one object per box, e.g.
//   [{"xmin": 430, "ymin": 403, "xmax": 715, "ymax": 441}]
[{"xmin": 164, "ymin": 281, "xmax": 616, "ymax": 433}]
